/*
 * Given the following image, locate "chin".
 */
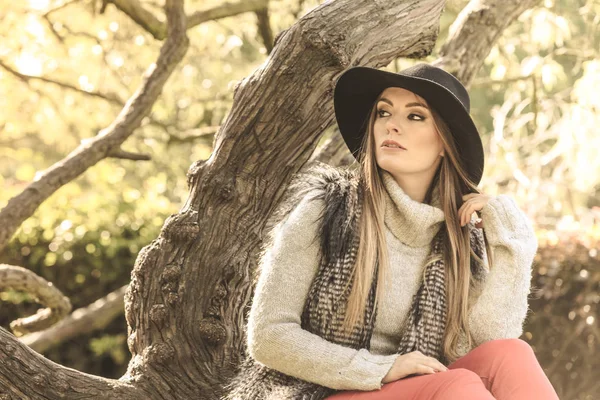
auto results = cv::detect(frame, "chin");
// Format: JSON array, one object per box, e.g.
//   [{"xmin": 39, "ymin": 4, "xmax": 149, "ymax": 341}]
[{"xmin": 377, "ymin": 156, "xmax": 403, "ymax": 169}]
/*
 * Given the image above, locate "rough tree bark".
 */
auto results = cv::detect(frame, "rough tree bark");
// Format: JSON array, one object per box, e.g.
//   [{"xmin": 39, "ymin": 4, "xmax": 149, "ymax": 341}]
[{"xmin": 0, "ymin": 0, "xmax": 542, "ymax": 398}]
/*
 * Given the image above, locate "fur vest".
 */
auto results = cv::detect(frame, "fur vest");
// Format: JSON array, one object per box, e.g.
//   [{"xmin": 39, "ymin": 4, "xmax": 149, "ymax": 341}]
[{"xmin": 221, "ymin": 161, "xmax": 487, "ymax": 400}]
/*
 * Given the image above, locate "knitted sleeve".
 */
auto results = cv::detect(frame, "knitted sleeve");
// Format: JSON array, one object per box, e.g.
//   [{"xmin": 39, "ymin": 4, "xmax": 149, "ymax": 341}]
[
  {"xmin": 246, "ymin": 193, "xmax": 399, "ymax": 391},
  {"xmin": 466, "ymin": 194, "xmax": 538, "ymax": 349}
]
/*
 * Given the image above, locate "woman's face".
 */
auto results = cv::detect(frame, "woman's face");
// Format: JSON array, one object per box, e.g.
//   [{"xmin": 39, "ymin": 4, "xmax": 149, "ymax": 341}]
[{"xmin": 372, "ymin": 87, "xmax": 444, "ymax": 179}]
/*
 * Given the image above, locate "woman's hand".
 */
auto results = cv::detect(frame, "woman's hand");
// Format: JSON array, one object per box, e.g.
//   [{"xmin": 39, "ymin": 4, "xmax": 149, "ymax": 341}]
[
  {"xmin": 381, "ymin": 351, "xmax": 449, "ymax": 384},
  {"xmin": 459, "ymin": 193, "xmax": 492, "ymax": 228}
]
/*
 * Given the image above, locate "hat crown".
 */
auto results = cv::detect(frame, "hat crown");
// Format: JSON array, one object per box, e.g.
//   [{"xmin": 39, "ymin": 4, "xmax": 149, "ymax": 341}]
[{"xmin": 399, "ymin": 63, "xmax": 470, "ymax": 112}]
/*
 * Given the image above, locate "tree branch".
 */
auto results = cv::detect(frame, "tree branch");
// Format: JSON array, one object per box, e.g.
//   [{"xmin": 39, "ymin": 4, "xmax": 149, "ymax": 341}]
[
  {"xmin": 0, "ymin": 59, "xmax": 123, "ymax": 106},
  {"xmin": 435, "ymin": 0, "xmax": 543, "ymax": 87},
  {"xmin": 105, "ymin": 0, "xmax": 165, "ymax": 39},
  {"xmin": 108, "ymin": 149, "xmax": 152, "ymax": 161},
  {"xmin": 255, "ymin": 7, "xmax": 274, "ymax": 54},
  {"xmin": 0, "ymin": 0, "xmax": 190, "ymax": 254},
  {"xmin": 0, "ymin": 265, "xmax": 72, "ymax": 336},
  {"xmin": 41, "ymin": 0, "xmax": 82, "ymax": 18},
  {"xmin": 106, "ymin": 0, "xmax": 269, "ymax": 40},
  {"xmin": 166, "ymin": 125, "xmax": 219, "ymax": 146},
  {"xmin": 19, "ymin": 285, "xmax": 127, "ymax": 354},
  {"xmin": 186, "ymin": 0, "xmax": 269, "ymax": 29},
  {"xmin": 0, "ymin": 326, "xmax": 145, "ymax": 399}
]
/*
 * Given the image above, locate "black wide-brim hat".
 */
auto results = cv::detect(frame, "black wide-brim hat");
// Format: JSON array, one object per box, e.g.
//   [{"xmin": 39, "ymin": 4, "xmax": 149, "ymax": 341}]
[{"xmin": 333, "ymin": 63, "xmax": 485, "ymax": 186}]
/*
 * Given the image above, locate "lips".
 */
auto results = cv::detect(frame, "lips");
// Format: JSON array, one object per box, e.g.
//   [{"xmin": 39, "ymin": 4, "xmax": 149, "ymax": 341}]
[{"xmin": 381, "ymin": 140, "xmax": 406, "ymax": 150}]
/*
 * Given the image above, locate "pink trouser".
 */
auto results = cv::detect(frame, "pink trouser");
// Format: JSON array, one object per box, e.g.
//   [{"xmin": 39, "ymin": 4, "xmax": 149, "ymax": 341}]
[{"xmin": 324, "ymin": 338, "xmax": 559, "ymax": 400}]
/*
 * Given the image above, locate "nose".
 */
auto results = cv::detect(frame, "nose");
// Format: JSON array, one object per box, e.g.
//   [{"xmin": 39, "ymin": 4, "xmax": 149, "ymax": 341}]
[{"xmin": 385, "ymin": 116, "xmax": 403, "ymax": 135}]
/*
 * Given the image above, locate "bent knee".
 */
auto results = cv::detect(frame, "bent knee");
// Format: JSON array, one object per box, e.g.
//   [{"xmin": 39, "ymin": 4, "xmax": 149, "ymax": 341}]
[
  {"xmin": 478, "ymin": 338, "xmax": 534, "ymax": 356},
  {"xmin": 434, "ymin": 368, "xmax": 486, "ymax": 398},
  {"xmin": 443, "ymin": 368, "xmax": 482, "ymax": 382},
  {"xmin": 435, "ymin": 368, "xmax": 482, "ymax": 387}
]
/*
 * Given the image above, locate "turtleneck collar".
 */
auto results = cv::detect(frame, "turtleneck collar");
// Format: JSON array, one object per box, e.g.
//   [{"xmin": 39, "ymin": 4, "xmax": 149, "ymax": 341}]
[{"xmin": 381, "ymin": 170, "xmax": 445, "ymax": 248}]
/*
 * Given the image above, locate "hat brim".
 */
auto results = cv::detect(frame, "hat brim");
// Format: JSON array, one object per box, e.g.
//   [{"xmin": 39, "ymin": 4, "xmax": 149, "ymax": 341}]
[{"xmin": 333, "ymin": 67, "xmax": 484, "ymax": 186}]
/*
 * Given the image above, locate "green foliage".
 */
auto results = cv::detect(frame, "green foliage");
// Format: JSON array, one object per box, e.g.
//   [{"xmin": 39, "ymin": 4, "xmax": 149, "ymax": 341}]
[{"xmin": 89, "ymin": 333, "xmax": 128, "ymax": 365}]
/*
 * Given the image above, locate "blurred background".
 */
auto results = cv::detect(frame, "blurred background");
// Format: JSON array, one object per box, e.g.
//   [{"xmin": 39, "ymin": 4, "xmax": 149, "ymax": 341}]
[{"xmin": 0, "ymin": 0, "xmax": 598, "ymax": 399}]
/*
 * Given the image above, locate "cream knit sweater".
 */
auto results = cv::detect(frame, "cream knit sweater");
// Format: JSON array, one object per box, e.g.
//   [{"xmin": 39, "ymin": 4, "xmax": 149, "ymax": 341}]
[{"xmin": 246, "ymin": 170, "xmax": 538, "ymax": 392}]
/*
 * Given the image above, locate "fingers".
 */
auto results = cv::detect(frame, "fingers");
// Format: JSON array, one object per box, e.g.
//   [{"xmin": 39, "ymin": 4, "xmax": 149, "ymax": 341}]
[
  {"xmin": 459, "ymin": 193, "xmax": 490, "ymax": 227},
  {"xmin": 459, "ymin": 206, "xmax": 473, "ymax": 227},
  {"xmin": 416, "ymin": 363, "xmax": 448, "ymax": 375},
  {"xmin": 459, "ymin": 194, "xmax": 486, "ymax": 226},
  {"xmin": 428, "ymin": 359, "xmax": 449, "ymax": 372},
  {"xmin": 416, "ymin": 364, "xmax": 437, "ymax": 374},
  {"xmin": 414, "ymin": 354, "xmax": 448, "ymax": 374},
  {"xmin": 458, "ymin": 199, "xmax": 471, "ymax": 227},
  {"xmin": 460, "ymin": 204, "xmax": 481, "ymax": 227}
]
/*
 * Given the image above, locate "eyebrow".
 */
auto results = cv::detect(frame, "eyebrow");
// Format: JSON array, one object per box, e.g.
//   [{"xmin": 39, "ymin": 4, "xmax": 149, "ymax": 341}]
[{"xmin": 378, "ymin": 97, "xmax": 429, "ymax": 109}]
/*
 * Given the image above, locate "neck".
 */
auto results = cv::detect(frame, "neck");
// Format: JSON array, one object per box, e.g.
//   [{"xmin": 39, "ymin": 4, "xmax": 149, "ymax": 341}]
[
  {"xmin": 380, "ymin": 170, "xmax": 445, "ymax": 247},
  {"xmin": 384, "ymin": 171, "xmax": 434, "ymax": 203}
]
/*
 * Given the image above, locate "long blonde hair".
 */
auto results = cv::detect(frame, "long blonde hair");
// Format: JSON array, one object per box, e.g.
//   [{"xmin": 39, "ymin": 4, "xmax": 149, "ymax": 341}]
[{"xmin": 340, "ymin": 90, "xmax": 494, "ymax": 364}]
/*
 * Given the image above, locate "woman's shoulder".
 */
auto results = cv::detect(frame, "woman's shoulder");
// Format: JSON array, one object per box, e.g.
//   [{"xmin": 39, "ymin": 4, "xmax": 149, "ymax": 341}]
[
  {"xmin": 259, "ymin": 162, "xmax": 360, "ymax": 255},
  {"xmin": 288, "ymin": 161, "xmax": 361, "ymax": 201},
  {"xmin": 267, "ymin": 162, "xmax": 360, "ymax": 226}
]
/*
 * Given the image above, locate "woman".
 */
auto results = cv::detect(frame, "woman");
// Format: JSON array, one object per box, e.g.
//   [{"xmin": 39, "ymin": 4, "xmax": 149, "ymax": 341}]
[{"xmin": 221, "ymin": 63, "xmax": 559, "ymax": 400}]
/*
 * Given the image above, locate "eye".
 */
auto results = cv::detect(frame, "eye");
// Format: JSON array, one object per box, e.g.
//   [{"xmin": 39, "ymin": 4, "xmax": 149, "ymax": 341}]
[
  {"xmin": 376, "ymin": 108, "xmax": 390, "ymax": 118},
  {"xmin": 376, "ymin": 108, "xmax": 426, "ymax": 121},
  {"xmin": 408, "ymin": 113, "xmax": 426, "ymax": 121}
]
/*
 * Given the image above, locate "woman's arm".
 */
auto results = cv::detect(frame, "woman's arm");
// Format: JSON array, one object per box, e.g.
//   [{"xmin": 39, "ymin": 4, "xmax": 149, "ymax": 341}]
[
  {"xmin": 247, "ymin": 193, "xmax": 399, "ymax": 391},
  {"xmin": 466, "ymin": 194, "xmax": 539, "ymax": 348}
]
